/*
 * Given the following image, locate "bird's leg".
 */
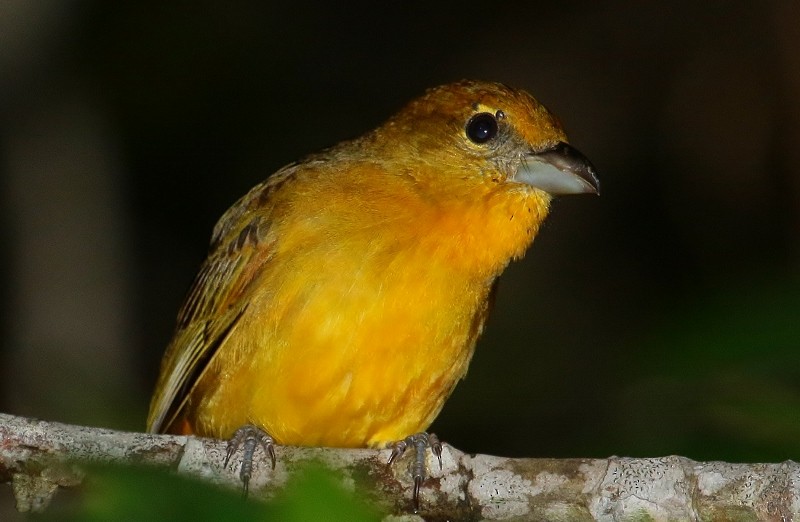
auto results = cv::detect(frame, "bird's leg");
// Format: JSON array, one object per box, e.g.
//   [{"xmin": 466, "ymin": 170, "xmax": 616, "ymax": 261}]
[
  {"xmin": 387, "ymin": 432, "xmax": 443, "ymax": 512},
  {"xmin": 224, "ymin": 424, "xmax": 276, "ymax": 497}
]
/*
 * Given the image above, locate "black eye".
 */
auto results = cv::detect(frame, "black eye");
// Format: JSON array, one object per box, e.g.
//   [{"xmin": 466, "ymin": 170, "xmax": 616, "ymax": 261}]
[{"xmin": 466, "ymin": 112, "xmax": 498, "ymax": 144}]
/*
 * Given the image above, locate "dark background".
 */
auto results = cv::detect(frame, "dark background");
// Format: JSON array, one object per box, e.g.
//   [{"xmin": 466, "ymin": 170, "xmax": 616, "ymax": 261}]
[{"xmin": 2, "ymin": 1, "xmax": 799, "ymax": 514}]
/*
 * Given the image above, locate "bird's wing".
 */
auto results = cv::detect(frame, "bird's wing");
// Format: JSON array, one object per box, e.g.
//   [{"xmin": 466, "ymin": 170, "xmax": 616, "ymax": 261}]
[{"xmin": 147, "ymin": 166, "xmax": 297, "ymax": 433}]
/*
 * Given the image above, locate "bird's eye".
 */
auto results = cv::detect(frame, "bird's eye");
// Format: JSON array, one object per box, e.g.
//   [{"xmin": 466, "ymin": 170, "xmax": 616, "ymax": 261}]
[{"xmin": 465, "ymin": 112, "xmax": 498, "ymax": 144}]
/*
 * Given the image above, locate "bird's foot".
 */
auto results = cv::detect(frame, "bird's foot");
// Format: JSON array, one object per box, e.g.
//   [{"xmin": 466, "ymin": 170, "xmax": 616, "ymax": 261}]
[
  {"xmin": 224, "ymin": 424, "xmax": 276, "ymax": 497},
  {"xmin": 387, "ymin": 432, "xmax": 443, "ymax": 513}
]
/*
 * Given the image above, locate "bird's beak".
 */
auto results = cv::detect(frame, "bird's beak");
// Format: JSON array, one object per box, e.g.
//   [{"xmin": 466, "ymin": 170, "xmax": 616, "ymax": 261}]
[{"xmin": 514, "ymin": 142, "xmax": 600, "ymax": 195}]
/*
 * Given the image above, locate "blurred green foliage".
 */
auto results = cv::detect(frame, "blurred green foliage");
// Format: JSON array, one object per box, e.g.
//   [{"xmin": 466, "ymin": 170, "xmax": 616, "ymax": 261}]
[{"xmin": 610, "ymin": 276, "xmax": 800, "ymax": 461}]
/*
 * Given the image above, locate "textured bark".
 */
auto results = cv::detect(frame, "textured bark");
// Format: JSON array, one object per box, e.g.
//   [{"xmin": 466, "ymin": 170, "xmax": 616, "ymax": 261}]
[{"xmin": 1, "ymin": 412, "xmax": 798, "ymax": 520}]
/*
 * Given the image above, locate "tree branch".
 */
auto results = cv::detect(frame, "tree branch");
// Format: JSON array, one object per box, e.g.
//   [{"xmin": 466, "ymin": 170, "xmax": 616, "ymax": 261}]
[{"xmin": 1, "ymin": 412, "xmax": 798, "ymax": 520}]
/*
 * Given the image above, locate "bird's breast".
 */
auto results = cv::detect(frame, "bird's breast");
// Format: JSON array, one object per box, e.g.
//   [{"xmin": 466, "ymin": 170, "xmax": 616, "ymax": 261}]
[
  {"xmin": 196, "ymin": 172, "xmax": 549, "ymax": 446},
  {"xmin": 236, "ymin": 236, "xmax": 493, "ymax": 446}
]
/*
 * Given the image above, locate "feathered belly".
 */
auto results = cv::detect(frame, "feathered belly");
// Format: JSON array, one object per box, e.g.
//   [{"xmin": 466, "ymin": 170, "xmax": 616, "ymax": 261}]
[{"xmin": 195, "ymin": 262, "xmax": 491, "ymax": 447}]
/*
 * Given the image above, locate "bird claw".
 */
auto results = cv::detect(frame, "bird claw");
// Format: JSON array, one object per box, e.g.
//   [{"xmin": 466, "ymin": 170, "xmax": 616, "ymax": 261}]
[
  {"xmin": 224, "ymin": 424, "xmax": 276, "ymax": 497},
  {"xmin": 387, "ymin": 432, "xmax": 442, "ymax": 512}
]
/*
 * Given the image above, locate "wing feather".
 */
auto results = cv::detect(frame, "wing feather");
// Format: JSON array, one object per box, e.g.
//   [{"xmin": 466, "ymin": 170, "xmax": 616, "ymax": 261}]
[{"xmin": 147, "ymin": 165, "xmax": 298, "ymax": 433}]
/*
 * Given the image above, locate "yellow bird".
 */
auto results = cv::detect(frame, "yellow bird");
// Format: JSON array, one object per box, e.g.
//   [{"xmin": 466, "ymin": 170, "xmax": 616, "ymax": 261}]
[{"xmin": 147, "ymin": 80, "xmax": 598, "ymax": 498}]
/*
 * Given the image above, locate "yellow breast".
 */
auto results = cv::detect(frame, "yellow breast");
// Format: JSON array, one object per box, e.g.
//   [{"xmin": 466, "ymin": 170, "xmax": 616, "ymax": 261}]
[{"xmin": 188, "ymin": 166, "xmax": 549, "ymax": 446}]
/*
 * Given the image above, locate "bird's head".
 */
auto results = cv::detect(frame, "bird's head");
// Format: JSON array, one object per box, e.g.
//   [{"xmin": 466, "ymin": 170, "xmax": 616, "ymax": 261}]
[{"xmin": 372, "ymin": 80, "xmax": 599, "ymax": 199}]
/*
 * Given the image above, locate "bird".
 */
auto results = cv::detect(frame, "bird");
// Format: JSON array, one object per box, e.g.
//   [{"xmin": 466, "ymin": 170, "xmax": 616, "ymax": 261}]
[{"xmin": 147, "ymin": 79, "xmax": 598, "ymax": 506}]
